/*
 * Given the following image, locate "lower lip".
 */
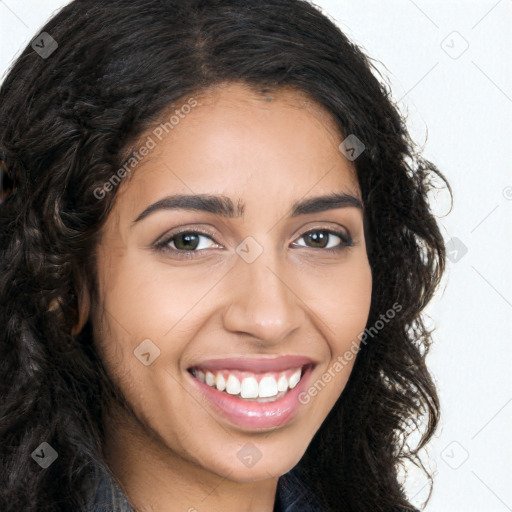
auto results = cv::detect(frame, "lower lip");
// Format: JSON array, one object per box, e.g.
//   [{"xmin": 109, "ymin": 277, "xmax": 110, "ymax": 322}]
[{"xmin": 187, "ymin": 365, "xmax": 314, "ymax": 430}]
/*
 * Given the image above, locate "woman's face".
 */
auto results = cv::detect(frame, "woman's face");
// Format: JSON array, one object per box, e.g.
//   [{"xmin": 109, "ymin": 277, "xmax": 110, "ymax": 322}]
[{"xmin": 90, "ymin": 82, "xmax": 372, "ymax": 483}]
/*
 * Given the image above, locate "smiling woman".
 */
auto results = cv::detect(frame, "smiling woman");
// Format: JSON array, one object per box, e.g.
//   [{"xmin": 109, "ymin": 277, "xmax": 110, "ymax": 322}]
[{"xmin": 0, "ymin": 1, "xmax": 449, "ymax": 512}]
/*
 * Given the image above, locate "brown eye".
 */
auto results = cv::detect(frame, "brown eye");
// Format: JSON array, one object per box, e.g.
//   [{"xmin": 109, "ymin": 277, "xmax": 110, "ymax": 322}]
[
  {"xmin": 173, "ymin": 233, "xmax": 201, "ymax": 250},
  {"xmin": 155, "ymin": 230, "xmax": 221, "ymax": 254},
  {"xmin": 293, "ymin": 229, "xmax": 352, "ymax": 251},
  {"xmin": 303, "ymin": 231, "xmax": 330, "ymax": 249}
]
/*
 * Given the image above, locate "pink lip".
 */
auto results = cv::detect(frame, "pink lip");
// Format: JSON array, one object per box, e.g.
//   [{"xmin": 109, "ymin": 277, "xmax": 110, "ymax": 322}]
[
  {"xmin": 186, "ymin": 363, "xmax": 315, "ymax": 430},
  {"xmin": 188, "ymin": 355, "xmax": 315, "ymax": 373}
]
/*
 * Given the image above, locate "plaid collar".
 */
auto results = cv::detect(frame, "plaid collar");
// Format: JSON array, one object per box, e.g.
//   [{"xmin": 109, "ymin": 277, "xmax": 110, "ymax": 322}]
[{"xmin": 273, "ymin": 467, "xmax": 324, "ymax": 512}]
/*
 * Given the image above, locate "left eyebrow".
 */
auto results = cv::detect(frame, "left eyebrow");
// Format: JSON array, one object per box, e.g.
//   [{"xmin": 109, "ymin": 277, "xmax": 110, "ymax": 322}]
[
  {"xmin": 290, "ymin": 192, "xmax": 363, "ymax": 215},
  {"xmin": 131, "ymin": 191, "xmax": 363, "ymax": 226}
]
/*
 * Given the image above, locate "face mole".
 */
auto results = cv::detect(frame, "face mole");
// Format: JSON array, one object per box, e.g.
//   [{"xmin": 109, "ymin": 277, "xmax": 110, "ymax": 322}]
[{"xmin": 261, "ymin": 88, "xmax": 273, "ymax": 101}]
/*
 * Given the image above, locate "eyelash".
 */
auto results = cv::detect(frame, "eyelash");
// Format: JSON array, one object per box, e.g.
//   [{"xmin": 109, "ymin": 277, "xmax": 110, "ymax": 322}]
[{"xmin": 153, "ymin": 227, "xmax": 353, "ymax": 257}]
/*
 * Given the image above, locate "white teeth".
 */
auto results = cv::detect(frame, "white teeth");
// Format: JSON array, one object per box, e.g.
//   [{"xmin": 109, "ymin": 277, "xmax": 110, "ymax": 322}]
[
  {"xmin": 240, "ymin": 377, "xmax": 259, "ymax": 398},
  {"xmin": 289, "ymin": 368, "xmax": 301, "ymax": 389},
  {"xmin": 226, "ymin": 374, "xmax": 241, "ymax": 395},
  {"xmin": 205, "ymin": 371, "xmax": 215, "ymax": 387},
  {"xmin": 193, "ymin": 366, "xmax": 306, "ymax": 400},
  {"xmin": 259, "ymin": 376, "xmax": 278, "ymax": 398},
  {"xmin": 277, "ymin": 375, "xmax": 288, "ymax": 392},
  {"xmin": 216, "ymin": 373, "xmax": 226, "ymax": 391}
]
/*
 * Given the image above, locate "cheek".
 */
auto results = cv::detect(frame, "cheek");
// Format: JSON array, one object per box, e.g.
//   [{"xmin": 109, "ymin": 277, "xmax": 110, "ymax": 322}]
[
  {"xmin": 91, "ymin": 250, "xmax": 216, "ymax": 413},
  {"xmin": 300, "ymin": 254, "xmax": 372, "ymax": 353},
  {"xmin": 330, "ymin": 261, "xmax": 372, "ymax": 351},
  {"xmin": 94, "ymin": 247, "xmax": 205, "ymax": 343},
  {"xmin": 301, "ymin": 256, "xmax": 372, "ymax": 401}
]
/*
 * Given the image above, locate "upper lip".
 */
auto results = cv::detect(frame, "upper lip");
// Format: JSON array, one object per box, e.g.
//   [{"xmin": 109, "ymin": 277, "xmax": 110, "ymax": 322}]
[{"xmin": 188, "ymin": 355, "xmax": 316, "ymax": 373}]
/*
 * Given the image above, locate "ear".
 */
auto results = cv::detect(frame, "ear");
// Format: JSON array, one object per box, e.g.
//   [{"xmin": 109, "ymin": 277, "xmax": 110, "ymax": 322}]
[{"xmin": 71, "ymin": 278, "xmax": 91, "ymax": 337}]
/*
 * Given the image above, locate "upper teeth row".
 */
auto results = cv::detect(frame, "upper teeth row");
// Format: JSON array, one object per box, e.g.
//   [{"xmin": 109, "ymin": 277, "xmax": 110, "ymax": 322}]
[{"xmin": 193, "ymin": 368, "xmax": 302, "ymax": 399}]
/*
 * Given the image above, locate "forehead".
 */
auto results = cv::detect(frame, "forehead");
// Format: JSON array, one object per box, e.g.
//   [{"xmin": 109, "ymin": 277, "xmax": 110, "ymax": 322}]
[{"xmin": 112, "ymin": 82, "xmax": 360, "ymax": 222}]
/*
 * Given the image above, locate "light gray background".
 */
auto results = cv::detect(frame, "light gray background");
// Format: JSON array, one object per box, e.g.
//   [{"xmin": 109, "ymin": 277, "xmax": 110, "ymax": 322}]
[{"xmin": 1, "ymin": 1, "xmax": 511, "ymax": 511}]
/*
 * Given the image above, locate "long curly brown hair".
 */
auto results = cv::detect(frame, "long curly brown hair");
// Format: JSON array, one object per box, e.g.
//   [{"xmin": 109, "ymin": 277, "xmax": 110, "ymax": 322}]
[{"xmin": 0, "ymin": 1, "xmax": 450, "ymax": 510}]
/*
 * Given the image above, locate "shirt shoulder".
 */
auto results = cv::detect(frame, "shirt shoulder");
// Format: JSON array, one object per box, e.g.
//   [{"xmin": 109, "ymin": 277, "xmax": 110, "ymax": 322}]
[
  {"xmin": 90, "ymin": 463, "xmax": 419, "ymax": 512},
  {"xmin": 91, "ymin": 464, "xmax": 321, "ymax": 512},
  {"xmin": 88, "ymin": 464, "xmax": 135, "ymax": 512},
  {"xmin": 274, "ymin": 467, "xmax": 422, "ymax": 512}
]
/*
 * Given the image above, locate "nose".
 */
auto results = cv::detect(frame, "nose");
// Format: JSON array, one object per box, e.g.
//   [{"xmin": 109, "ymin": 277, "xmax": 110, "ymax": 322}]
[{"xmin": 221, "ymin": 253, "xmax": 305, "ymax": 345}]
